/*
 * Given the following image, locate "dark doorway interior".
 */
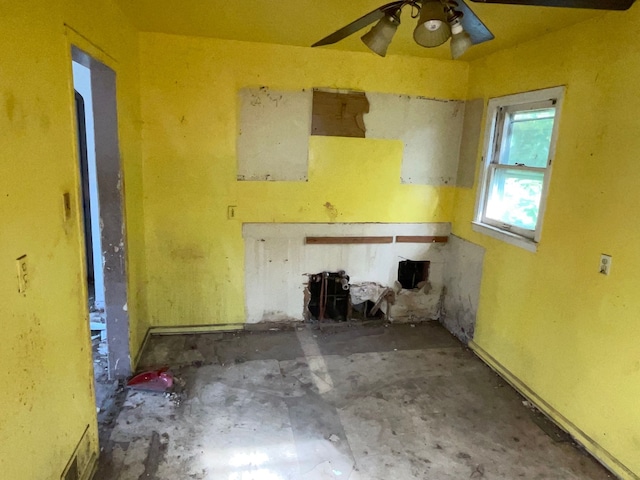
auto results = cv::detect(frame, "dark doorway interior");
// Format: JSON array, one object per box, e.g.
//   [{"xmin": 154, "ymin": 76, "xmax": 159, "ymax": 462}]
[{"xmin": 74, "ymin": 91, "xmax": 95, "ymax": 299}]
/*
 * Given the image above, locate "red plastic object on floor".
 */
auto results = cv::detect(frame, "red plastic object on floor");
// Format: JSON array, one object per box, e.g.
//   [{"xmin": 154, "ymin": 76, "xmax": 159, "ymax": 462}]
[{"xmin": 127, "ymin": 368, "xmax": 174, "ymax": 392}]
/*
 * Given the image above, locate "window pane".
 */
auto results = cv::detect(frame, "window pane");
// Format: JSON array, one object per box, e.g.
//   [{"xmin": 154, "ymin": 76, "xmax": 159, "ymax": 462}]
[
  {"xmin": 502, "ymin": 108, "xmax": 555, "ymax": 168},
  {"xmin": 486, "ymin": 168, "xmax": 544, "ymax": 230}
]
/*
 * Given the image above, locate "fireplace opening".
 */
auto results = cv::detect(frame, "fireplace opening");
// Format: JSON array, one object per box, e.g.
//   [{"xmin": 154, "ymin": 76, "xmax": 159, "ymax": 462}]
[
  {"xmin": 307, "ymin": 271, "xmax": 350, "ymax": 322},
  {"xmin": 397, "ymin": 260, "xmax": 429, "ymax": 289}
]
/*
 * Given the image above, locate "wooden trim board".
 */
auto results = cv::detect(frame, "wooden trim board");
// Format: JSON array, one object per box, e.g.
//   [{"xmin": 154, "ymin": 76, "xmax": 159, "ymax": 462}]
[
  {"xmin": 148, "ymin": 324, "xmax": 246, "ymax": 335},
  {"xmin": 396, "ymin": 235, "xmax": 449, "ymax": 243},
  {"xmin": 305, "ymin": 236, "xmax": 394, "ymax": 245}
]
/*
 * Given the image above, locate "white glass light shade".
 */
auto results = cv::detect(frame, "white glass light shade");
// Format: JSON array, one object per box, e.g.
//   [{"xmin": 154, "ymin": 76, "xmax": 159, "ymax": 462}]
[
  {"xmin": 413, "ymin": 1, "xmax": 451, "ymax": 48},
  {"xmin": 361, "ymin": 14, "xmax": 400, "ymax": 57},
  {"xmin": 450, "ymin": 22, "xmax": 472, "ymax": 59}
]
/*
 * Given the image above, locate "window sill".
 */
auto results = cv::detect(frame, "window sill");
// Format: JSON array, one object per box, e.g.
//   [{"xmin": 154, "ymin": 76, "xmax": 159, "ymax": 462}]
[{"xmin": 471, "ymin": 222, "xmax": 538, "ymax": 253}]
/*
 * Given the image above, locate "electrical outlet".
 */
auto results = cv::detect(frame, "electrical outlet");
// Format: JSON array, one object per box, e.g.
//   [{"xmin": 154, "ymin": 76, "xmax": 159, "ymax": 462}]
[
  {"xmin": 599, "ymin": 254, "xmax": 612, "ymax": 275},
  {"xmin": 227, "ymin": 205, "xmax": 237, "ymax": 219},
  {"xmin": 16, "ymin": 255, "xmax": 28, "ymax": 293}
]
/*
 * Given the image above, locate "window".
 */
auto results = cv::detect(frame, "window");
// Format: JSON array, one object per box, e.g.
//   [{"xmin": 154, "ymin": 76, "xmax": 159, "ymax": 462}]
[{"xmin": 474, "ymin": 87, "xmax": 564, "ymax": 251}]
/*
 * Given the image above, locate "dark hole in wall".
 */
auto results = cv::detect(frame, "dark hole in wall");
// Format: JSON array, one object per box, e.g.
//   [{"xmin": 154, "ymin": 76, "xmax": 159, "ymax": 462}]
[
  {"xmin": 308, "ymin": 271, "xmax": 350, "ymax": 321},
  {"xmin": 351, "ymin": 300, "xmax": 385, "ymax": 320},
  {"xmin": 398, "ymin": 260, "xmax": 430, "ymax": 289}
]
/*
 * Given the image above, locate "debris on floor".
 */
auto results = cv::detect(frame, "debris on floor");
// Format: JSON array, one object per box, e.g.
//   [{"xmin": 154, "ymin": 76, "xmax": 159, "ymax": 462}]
[
  {"xmin": 94, "ymin": 323, "xmax": 613, "ymax": 480},
  {"xmin": 93, "ymin": 337, "xmax": 118, "ymax": 414},
  {"xmin": 90, "ymin": 309, "xmax": 106, "ymax": 341},
  {"xmin": 127, "ymin": 368, "xmax": 174, "ymax": 392}
]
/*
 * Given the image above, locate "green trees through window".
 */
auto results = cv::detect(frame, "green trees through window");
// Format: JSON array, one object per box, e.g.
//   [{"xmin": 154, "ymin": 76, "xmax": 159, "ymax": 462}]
[{"xmin": 487, "ymin": 108, "xmax": 555, "ymax": 230}]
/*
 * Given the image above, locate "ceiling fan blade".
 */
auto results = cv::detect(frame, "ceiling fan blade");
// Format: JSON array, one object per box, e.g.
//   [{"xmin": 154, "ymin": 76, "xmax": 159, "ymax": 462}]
[
  {"xmin": 458, "ymin": 0, "xmax": 495, "ymax": 44},
  {"xmin": 470, "ymin": 0, "xmax": 635, "ymax": 10},
  {"xmin": 312, "ymin": 1, "xmax": 405, "ymax": 47}
]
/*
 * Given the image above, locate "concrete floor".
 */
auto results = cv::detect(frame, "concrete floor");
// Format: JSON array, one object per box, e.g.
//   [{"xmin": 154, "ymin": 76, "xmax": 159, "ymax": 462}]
[{"xmin": 95, "ymin": 322, "xmax": 612, "ymax": 479}]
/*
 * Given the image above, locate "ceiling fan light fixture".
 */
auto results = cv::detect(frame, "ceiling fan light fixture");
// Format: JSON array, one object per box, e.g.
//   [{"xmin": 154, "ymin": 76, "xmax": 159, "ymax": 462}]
[
  {"xmin": 450, "ymin": 20, "xmax": 472, "ymax": 59},
  {"xmin": 361, "ymin": 12, "xmax": 401, "ymax": 57},
  {"xmin": 413, "ymin": 0, "xmax": 451, "ymax": 48}
]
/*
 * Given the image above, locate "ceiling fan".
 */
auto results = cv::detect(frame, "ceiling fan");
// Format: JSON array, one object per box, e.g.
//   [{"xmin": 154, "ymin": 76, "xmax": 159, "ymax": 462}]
[{"xmin": 311, "ymin": 0, "xmax": 636, "ymax": 59}]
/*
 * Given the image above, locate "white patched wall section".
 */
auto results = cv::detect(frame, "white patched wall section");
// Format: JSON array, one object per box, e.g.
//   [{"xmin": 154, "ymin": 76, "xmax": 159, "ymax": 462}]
[
  {"xmin": 237, "ymin": 88, "xmax": 312, "ymax": 181},
  {"xmin": 237, "ymin": 87, "xmax": 471, "ymax": 186},
  {"xmin": 243, "ymin": 223, "xmax": 450, "ymax": 324},
  {"xmin": 363, "ymin": 93, "xmax": 464, "ymax": 185}
]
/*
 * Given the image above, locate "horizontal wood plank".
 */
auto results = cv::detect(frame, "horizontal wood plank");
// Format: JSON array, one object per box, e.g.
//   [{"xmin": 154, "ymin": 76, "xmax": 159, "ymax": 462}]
[
  {"xmin": 395, "ymin": 235, "xmax": 449, "ymax": 244},
  {"xmin": 305, "ymin": 236, "xmax": 393, "ymax": 245}
]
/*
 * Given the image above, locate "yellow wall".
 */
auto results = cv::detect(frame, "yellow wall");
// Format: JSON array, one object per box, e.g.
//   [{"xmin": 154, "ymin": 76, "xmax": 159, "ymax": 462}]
[
  {"xmin": 139, "ymin": 33, "xmax": 468, "ymax": 328},
  {"xmin": 0, "ymin": 0, "xmax": 143, "ymax": 478},
  {"xmin": 453, "ymin": 6, "xmax": 640, "ymax": 478},
  {"xmin": 6, "ymin": 2, "xmax": 640, "ymax": 478}
]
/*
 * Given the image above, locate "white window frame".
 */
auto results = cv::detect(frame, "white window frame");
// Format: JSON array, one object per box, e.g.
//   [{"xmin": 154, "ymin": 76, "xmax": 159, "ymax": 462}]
[{"xmin": 473, "ymin": 86, "xmax": 564, "ymax": 252}]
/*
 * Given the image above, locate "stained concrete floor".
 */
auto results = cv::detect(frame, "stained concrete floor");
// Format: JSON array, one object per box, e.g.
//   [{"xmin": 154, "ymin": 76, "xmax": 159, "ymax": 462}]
[{"xmin": 95, "ymin": 322, "xmax": 612, "ymax": 479}]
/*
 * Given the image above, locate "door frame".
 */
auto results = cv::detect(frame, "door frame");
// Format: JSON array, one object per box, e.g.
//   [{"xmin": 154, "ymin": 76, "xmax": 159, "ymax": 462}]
[{"xmin": 70, "ymin": 43, "xmax": 131, "ymax": 380}]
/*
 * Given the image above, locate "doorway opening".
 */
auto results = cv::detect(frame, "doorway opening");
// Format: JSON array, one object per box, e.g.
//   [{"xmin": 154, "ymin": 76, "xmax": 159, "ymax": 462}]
[{"xmin": 71, "ymin": 47, "xmax": 130, "ymax": 418}]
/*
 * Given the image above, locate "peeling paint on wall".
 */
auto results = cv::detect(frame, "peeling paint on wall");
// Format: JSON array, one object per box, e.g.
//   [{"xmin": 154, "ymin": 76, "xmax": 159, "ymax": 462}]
[{"xmin": 388, "ymin": 283, "xmax": 443, "ymax": 323}]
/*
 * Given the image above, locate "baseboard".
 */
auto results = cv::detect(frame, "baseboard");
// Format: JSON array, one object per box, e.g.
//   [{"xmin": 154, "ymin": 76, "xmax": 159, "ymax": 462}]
[
  {"xmin": 132, "ymin": 328, "xmax": 152, "ymax": 371},
  {"xmin": 148, "ymin": 323, "xmax": 246, "ymax": 335},
  {"xmin": 469, "ymin": 340, "xmax": 638, "ymax": 480},
  {"xmin": 133, "ymin": 324, "xmax": 249, "ymax": 370},
  {"xmin": 84, "ymin": 453, "xmax": 98, "ymax": 480}
]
